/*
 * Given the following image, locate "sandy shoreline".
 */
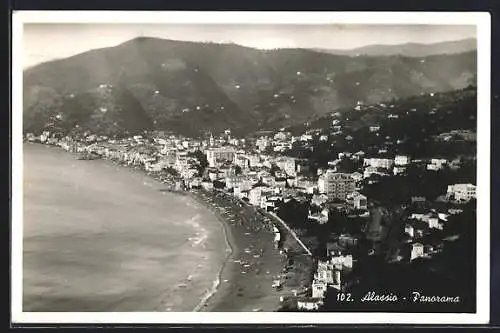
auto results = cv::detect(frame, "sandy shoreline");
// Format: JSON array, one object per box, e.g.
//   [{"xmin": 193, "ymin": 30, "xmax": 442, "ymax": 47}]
[
  {"xmin": 190, "ymin": 190, "xmax": 289, "ymax": 312},
  {"xmin": 188, "ymin": 192, "xmax": 235, "ymax": 312}
]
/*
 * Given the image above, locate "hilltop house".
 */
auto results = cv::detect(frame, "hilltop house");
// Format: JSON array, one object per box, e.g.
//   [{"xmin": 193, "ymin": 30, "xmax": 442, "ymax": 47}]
[
  {"xmin": 427, "ymin": 158, "xmax": 447, "ymax": 171},
  {"xmin": 308, "ymin": 207, "xmax": 329, "ymax": 224},
  {"xmin": 331, "ymin": 254, "xmax": 354, "ymax": 271},
  {"xmin": 347, "ymin": 192, "xmax": 368, "ymax": 210},
  {"xmin": 410, "ymin": 212, "xmax": 444, "ymax": 230},
  {"xmin": 404, "ymin": 224, "xmax": 415, "ymax": 238},
  {"xmin": 312, "ymin": 279, "xmax": 328, "ymax": 299},
  {"xmin": 395, "ymin": 155, "xmax": 411, "ymax": 166},
  {"xmin": 363, "ymin": 158, "xmax": 394, "ymax": 170},
  {"xmin": 410, "ymin": 243, "xmax": 425, "ymax": 261},
  {"xmin": 446, "ymin": 183, "xmax": 476, "ymax": 202},
  {"xmin": 311, "ymin": 193, "xmax": 329, "ymax": 207}
]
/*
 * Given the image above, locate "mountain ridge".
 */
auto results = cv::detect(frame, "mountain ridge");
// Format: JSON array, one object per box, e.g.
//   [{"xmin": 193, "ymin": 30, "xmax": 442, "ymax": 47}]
[
  {"xmin": 23, "ymin": 37, "xmax": 477, "ymax": 137},
  {"xmin": 312, "ymin": 38, "xmax": 476, "ymax": 57}
]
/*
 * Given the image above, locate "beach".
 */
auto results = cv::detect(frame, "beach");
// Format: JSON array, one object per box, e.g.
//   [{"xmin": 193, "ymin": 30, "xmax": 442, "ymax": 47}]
[
  {"xmin": 22, "ymin": 143, "xmax": 287, "ymax": 312},
  {"xmin": 189, "ymin": 190, "xmax": 289, "ymax": 312}
]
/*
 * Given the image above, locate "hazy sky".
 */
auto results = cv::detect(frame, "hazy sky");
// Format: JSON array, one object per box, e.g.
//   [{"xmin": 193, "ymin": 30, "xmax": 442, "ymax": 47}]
[{"xmin": 23, "ymin": 24, "xmax": 476, "ymax": 69}]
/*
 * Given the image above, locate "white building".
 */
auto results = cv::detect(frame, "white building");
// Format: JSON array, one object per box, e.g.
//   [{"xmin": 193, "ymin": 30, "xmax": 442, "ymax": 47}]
[
  {"xmin": 428, "ymin": 216, "xmax": 440, "ymax": 229},
  {"xmin": 394, "ymin": 155, "xmax": 411, "ymax": 166},
  {"xmin": 233, "ymin": 154, "xmax": 250, "ymax": 169},
  {"xmin": 297, "ymin": 298, "xmax": 323, "ymax": 311},
  {"xmin": 427, "ymin": 164, "xmax": 441, "ymax": 171},
  {"xmin": 363, "ymin": 166, "xmax": 386, "ymax": 179},
  {"xmin": 447, "ymin": 183, "xmax": 476, "ymax": 202},
  {"xmin": 187, "ymin": 177, "xmax": 202, "ymax": 189},
  {"xmin": 295, "ymin": 177, "xmax": 317, "ymax": 194},
  {"xmin": 262, "ymin": 174, "xmax": 276, "ymax": 187},
  {"xmin": 233, "ymin": 187, "xmax": 249, "ymax": 199},
  {"xmin": 315, "ymin": 261, "xmax": 335, "ymax": 284},
  {"xmin": 404, "ymin": 224, "xmax": 414, "ymax": 238},
  {"xmin": 410, "ymin": 243, "xmax": 425, "ymax": 261},
  {"xmin": 427, "ymin": 158, "xmax": 447, "ymax": 171},
  {"xmin": 201, "ymin": 181, "xmax": 214, "ymax": 191},
  {"xmin": 331, "ymin": 254, "xmax": 354, "ymax": 270},
  {"xmin": 301, "ymin": 134, "xmax": 313, "ymax": 141},
  {"xmin": 274, "ymin": 230, "xmax": 281, "ymax": 243},
  {"xmin": 393, "ymin": 166, "xmax": 407, "ymax": 175},
  {"xmin": 363, "ymin": 158, "xmax": 394, "ymax": 170},
  {"xmin": 262, "ymin": 196, "xmax": 281, "ymax": 211},
  {"xmin": 225, "ymin": 175, "xmax": 251, "ymax": 190},
  {"xmin": 352, "ymin": 193, "xmax": 368, "ymax": 210},
  {"xmin": 350, "ymin": 172, "xmax": 363, "ymax": 183},
  {"xmin": 248, "ymin": 185, "xmax": 275, "ymax": 207},
  {"xmin": 247, "ymin": 154, "xmax": 261, "ymax": 167},
  {"xmin": 308, "ymin": 208, "xmax": 329, "ymax": 224},
  {"xmin": 446, "ymin": 184, "xmax": 476, "ymax": 201},
  {"xmin": 311, "ymin": 194, "xmax": 329, "ymax": 207},
  {"xmin": 332, "ymin": 270, "xmax": 341, "ymax": 290},
  {"xmin": 205, "ymin": 147, "xmax": 236, "ymax": 168},
  {"xmin": 256, "ymin": 137, "xmax": 271, "ymax": 151},
  {"xmin": 312, "ymin": 279, "xmax": 328, "ymax": 299},
  {"xmin": 275, "ymin": 157, "xmax": 297, "ymax": 176},
  {"xmin": 318, "ymin": 171, "xmax": 356, "ymax": 200},
  {"xmin": 274, "ymin": 131, "xmax": 290, "ymax": 141}
]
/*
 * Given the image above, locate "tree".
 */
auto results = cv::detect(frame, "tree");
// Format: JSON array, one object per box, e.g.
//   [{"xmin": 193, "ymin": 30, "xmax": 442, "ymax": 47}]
[
  {"xmin": 213, "ymin": 180, "xmax": 225, "ymax": 189},
  {"xmin": 164, "ymin": 166, "xmax": 179, "ymax": 177},
  {"xmin": 269, "ymin": 163, "xmax": 280, "ymax": 175},
  {"xmin": 189, "ymin": 150, "xmax": 209, "ymax": 170}
]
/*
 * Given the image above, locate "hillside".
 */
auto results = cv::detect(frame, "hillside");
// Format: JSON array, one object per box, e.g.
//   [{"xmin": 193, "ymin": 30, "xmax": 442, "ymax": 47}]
[
  {"xmin": 285, "ymin": 86, "xmax": 477, "ymax": 161},
  {"xmin": 23, "ymin": 37, "xmax": 477, "ymax": 137},
  {"xmin": 313, "ymin": 38, "xmax": 476, "ymax": 57}
]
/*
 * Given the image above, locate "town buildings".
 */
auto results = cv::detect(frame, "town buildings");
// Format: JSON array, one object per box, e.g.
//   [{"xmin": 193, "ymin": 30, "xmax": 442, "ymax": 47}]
[
  {"xmin": 297, "ymin": 298, "xmax": 323, "ymax": 311},
  {"xmin": 347, "ymin": 192, "xmax": 368, "ymax": 210},
  {"xmin": 318, "ymin": 172, "xmax": 356, "ymax": 200},
  {"xmin": 363, "ymin": 158, "xmax": 394, "ymax": 170},
  {"xmin": 394, "ymin": 155, "xmax": 411, "ymax": 166},
  {"xmin": 446, "ymin": 183, "xmax": 476, "ymax": 202},
  {"xmin": 206, "ymin": 147, "xmax": 236, "ymax": 168},
  {"xmin": 410, "ymin": 243, "xmax": 425, "ymax": 261},
  {"xmin": 427, "ymin": 158, "xmax": 448, "ymax": 171}
]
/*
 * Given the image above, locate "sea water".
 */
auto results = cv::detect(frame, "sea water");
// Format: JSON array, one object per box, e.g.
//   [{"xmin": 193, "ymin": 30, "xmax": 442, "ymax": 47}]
[{"xmin": 22, "ymin": 143, "xmax": 227, "ymax": 312}]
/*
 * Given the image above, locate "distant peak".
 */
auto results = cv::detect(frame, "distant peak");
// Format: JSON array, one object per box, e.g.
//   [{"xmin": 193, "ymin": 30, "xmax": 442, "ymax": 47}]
[{"xmin": 126, "ymin": 36, "xmax": 163, "ymax": 43}]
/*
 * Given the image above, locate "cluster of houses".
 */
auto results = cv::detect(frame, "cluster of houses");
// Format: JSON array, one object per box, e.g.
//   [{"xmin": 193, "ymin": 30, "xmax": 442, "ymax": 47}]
[
  {"xmin": 296, "ymin": 250, "xmax": 354, "ymax": 311},
  {"xmin": 396, "ymin": 194, "xmax": 471, "ymax": 263}
]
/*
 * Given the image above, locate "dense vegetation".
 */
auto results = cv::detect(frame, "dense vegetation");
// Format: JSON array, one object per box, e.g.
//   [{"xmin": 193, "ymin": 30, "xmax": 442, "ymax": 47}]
[
  {"xmin": 321, "ymin": 201, "xmax": 476, "ymax": 313},
  {"xmin": 285, "ymin": 86, "xmax": 477, "ymax": 163}
]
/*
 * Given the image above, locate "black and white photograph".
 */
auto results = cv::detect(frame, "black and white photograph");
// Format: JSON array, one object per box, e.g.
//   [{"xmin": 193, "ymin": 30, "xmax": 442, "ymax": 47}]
[{"xmin": 11, "ymin": 11, "xmax": 491, "ymax": 324}]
